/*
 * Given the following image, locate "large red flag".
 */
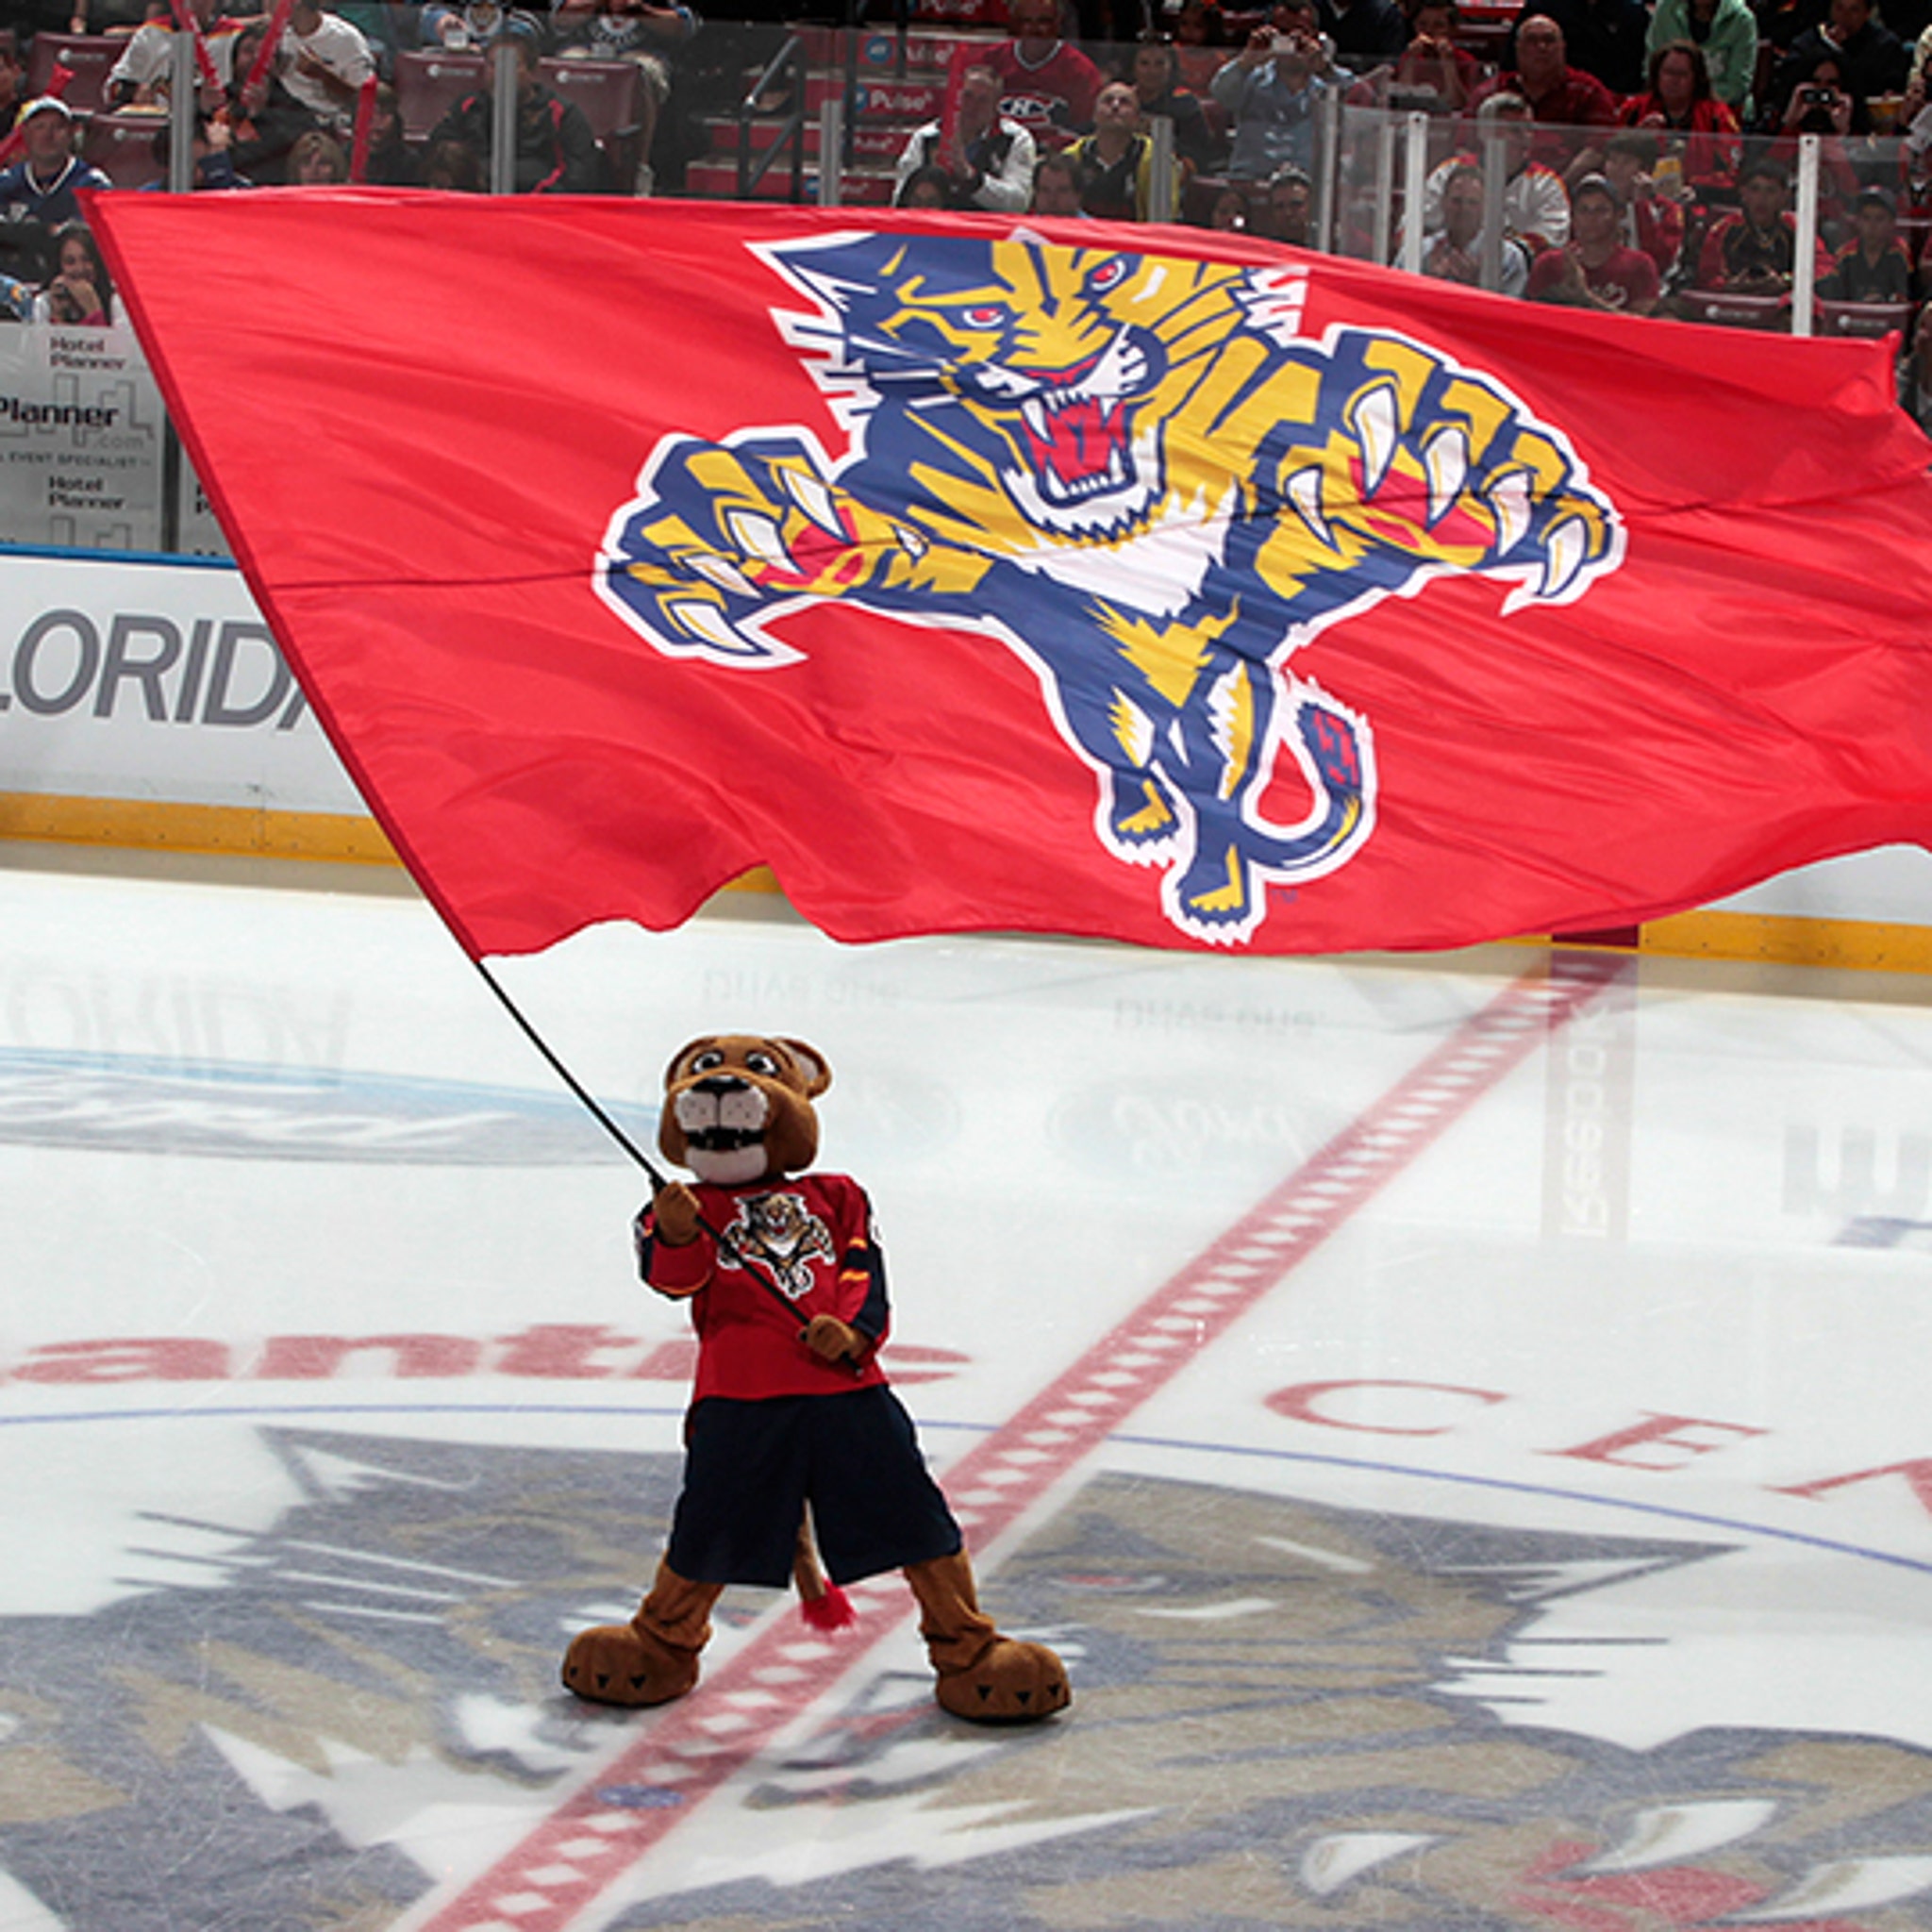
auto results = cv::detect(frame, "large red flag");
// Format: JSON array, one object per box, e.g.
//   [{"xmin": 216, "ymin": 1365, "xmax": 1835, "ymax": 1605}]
[{"xmin": 86, "ymin": 192, "xmax": 1932, "ymax": 958}]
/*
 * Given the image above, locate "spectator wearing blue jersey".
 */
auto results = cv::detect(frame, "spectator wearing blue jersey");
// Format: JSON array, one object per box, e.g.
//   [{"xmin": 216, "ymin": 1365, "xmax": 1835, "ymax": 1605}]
[{"xmin": 0, "ymin": 98, "xmax": 109, "ymax": 228}]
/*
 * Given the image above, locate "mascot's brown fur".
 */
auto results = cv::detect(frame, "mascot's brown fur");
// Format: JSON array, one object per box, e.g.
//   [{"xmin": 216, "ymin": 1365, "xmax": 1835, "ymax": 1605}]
[{"xmin": 562, "ymin": 1034, "xmax": 1070, "ymax": 1725}]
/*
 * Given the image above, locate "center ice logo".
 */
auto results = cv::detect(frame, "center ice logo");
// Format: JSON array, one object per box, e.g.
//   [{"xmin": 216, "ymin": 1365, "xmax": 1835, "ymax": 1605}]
[{"xmin": 8, "ymin": 1440, "xmax": 1926, "ymax": 1927}]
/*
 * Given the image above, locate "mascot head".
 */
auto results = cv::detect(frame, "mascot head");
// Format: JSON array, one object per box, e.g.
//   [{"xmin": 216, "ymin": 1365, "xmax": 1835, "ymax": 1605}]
[{"xmin": 658, "ymin": 1034, "xmax": 830, "ymax": 1186}]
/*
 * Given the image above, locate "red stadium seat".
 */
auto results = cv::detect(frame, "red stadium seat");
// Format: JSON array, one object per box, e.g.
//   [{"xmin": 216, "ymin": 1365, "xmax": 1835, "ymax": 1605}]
[
  {"xmin": 540, "ymin": 58, "xmax": 642, "ymax": 142},
  {"xmin": 394, "ymin": 48, "xmax": 487, "ymax": 143},
  {"xmin": 1814, "ymin": 298, "xmax": 1914, "ymax": 338},
  {"xmin": 1453, "ymin": 0, "xmax": 1519, "ymax": 61},
  {"xmin": 25, "ymin": 33, "xmax": 125, "ymax": 115},
  {"xmin": 1676, "ymin": 288, "xmax": 1790, "ymax": 329},
  {"xmin": 539, "ymin": 57, "xmax": 644, "ymax": 192},
  {"xmin": 81, "ymin": 109, "xmax": 166, "ymax": 189}
]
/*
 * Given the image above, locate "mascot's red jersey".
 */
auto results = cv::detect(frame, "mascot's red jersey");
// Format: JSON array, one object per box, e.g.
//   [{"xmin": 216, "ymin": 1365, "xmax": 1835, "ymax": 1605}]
[{"xmin": 637, "ymin": 1173, "xmax": 891, "ymax": 1402}]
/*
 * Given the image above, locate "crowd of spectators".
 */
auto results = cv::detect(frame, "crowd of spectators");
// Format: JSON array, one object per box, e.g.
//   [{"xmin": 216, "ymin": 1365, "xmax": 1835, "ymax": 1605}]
[
  {"xmin": 0, "ymin": 0, "xmax": 648, "ymax": 313},
  {"xmin": 5, "ymin": 0, "xmax": 1932, "ymax": 392},
  {"xmin": 1374, "ymin": 0, "xmax": 1932, "ymax": 357},
  {"xmin": 874, "ymin": 0, "xmax": 1932, "ymax": 376},
  {"xmin": 0, "ymin": 0, "xmax": 691, "ymax": 200}
]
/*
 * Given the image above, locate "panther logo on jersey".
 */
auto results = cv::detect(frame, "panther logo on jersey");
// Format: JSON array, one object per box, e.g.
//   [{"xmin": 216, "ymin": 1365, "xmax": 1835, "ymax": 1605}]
[
  {"xmin": 598, "ymin": 233, "xmax": 1623, "ymax": 944},
  {"xmin": 721, "ymin": 1190, "xmax": 836, "ymax": 1300}
]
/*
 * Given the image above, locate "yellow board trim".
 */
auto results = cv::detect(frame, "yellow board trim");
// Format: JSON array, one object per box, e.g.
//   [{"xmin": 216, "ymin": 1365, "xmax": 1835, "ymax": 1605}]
[
  {"xmin": 0, "ymin": 793, "xmax": 785, "ymax": 894},
  {"xmin": 2, "ymin": 793, "xmax": 1923, "ymax": 975},
  {"xmin": 0, "ymin": 791, "xmax": 397, "ymax": 865},
  {"xmin": 1638, "ymin": 908, "xmax": 1932, "ymax": 977}
]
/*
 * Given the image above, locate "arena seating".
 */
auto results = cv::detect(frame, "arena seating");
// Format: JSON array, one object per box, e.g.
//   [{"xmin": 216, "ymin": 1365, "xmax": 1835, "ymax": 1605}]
[
  {"xmin": 8, "ymin": 7, "xmax": 1928, "ymax": 386},
  {"xmin": 542, "ymin": 58, "xmax": 646, "ymax": 190},
  {"xmin": 81, "ymin": 110, "xmax": 168, "ymax": 190},
  {"xmin": 393, "ymin": 49, "xmax": 643, "ymax": 189},
  {"xmin": 1814, "ymin": 296, "xmax": 1915, "ymax": 336},
  {"xmin": 24, "ymin": 32, "xmax": 122, "ymax": 115},
  {"xmin": 392, "ymin": 48, "xmax": 488, "ymax": 143}
]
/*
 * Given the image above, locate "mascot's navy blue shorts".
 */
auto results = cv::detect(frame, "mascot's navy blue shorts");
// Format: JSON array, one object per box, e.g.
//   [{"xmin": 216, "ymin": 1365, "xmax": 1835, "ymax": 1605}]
[{"xmin": 666, "ymin": 1385, "xmax": 963, "ymax": 1587}]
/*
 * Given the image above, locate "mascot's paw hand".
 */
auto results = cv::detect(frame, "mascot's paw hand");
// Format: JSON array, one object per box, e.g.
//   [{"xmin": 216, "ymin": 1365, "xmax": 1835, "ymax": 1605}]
[
  {"xmin": 802, "ymin": 1314, "xmax": 861, "ymax": 1364},
  {"xmin": 935, "ymin": 1638, "xmax": 1071, "ymax": 1725},
  {"xmin": 651, "ymin": 1182, "xmax": 701, "ymax": 1248},
  {"xmin": 561, "ymin": 1622, "xmax": 701, "ymax": 1707}
]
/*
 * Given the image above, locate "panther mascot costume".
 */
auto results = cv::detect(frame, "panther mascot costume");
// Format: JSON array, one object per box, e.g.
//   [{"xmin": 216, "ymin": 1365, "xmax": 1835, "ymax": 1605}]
[
  {"xmin": 598, "ymin": 231, "xmax": 1620, "ymax": 946},
  {"xmin": 562, "ymin": 1034, "xmax": 1071, "ymax": 1724}
]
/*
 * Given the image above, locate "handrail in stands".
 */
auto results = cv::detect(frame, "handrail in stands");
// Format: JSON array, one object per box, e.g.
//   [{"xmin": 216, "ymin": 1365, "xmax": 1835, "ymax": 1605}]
[{"xmin": 737, "ymin": 32, "xmax": 808, "ymax": 203}]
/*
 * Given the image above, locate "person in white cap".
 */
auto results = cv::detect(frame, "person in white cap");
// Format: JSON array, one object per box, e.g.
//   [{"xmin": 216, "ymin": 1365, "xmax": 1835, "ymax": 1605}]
[{"xmin": 0, "ymin": 98, "xmax": 110, "ymax": 230}]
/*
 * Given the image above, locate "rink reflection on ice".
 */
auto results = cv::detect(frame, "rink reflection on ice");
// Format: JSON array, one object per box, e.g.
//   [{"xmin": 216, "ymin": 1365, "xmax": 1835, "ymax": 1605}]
[{"xmin": 2, "ymin": 853, "xmax": 1932, "ymax": 1932}]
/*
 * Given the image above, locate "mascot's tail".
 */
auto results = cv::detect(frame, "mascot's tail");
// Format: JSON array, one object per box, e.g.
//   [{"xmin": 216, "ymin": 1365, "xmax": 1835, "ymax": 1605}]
[{"xmin": 793, "ymin": 1518, "xmax": 858, "ymax": 1631}]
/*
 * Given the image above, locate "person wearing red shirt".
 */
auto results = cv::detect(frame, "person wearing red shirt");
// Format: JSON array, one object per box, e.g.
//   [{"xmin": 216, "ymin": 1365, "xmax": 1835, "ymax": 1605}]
[
  {"xmin": 1619, "ymin": 40, "xmax": 1741, "ymax": 197},
  {"xmin": 1386, "ymin": 0, "xmax": 1481, "ymax": 109},
  {"xmin": 1602, "ymin": 128, "xmax": 1687, "ymax": 275},
  {"xmin": 1471, "ymin": 14, "xmax": 1619, "ymax": 184},
  {"xmin": 969, "ymin": 0, "xmax": 1106, "ymax": 143},
  {"xmin": 1527, "ymin": 172, "xmax": 1662, "ymax": 308}
]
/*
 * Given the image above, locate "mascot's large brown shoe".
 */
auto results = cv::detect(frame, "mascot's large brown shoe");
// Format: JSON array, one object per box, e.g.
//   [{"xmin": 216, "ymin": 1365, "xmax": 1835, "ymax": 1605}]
[
  {"xmin": 562, "ymin": 1561, "xmax": 723, "ymax": 1708},
  {"xmin": 561, "ymin": 1620, "xmax": 702, "ymax": 1707},
  {"xmin": 906, "ymin": 1550, "xmax": 1071, "ymax": 1724}
]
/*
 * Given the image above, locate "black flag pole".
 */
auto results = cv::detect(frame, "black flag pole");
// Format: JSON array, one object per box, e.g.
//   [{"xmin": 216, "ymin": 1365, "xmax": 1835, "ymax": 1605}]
[{"xmin": 471, "ymin": 957, "xmax": 671, "ymax": 1185}]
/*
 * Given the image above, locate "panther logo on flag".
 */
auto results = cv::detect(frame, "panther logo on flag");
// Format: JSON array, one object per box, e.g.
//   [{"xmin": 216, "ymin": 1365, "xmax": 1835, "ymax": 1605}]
[{"xmin": 598, "ymin": 234, "xmax": 1623, "ymax": 944}]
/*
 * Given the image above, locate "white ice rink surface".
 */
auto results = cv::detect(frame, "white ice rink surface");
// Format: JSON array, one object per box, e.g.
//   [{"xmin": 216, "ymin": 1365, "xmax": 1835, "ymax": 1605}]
[{"xmin": 4, "ymin": 850, "xmax": 1932, "ymax": 1932}]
